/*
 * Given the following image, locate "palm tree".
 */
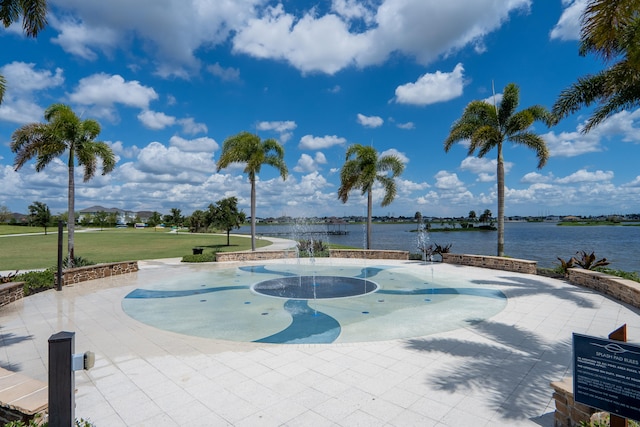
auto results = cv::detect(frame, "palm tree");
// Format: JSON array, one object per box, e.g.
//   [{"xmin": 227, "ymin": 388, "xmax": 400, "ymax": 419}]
[
  {"xmin": 552, "ymin": 0, "xmax": 640, "ymax": 131},
  {"xmin": 444, "ymin": 83, "xmax": 550, "ymax": 256},
  {"xmin": 11, "ymin": 103, "xmax": 116, "ymax": 266},
  {"xmin": 216, "ymin": 131, "xmax": 288, "ymax": 251},
  {"xmin": 338, "ymin": 144, "xmax": 404, "ymax": 249},
  {"xmin": 1, "ymin": 0, "xmax": 48, "ymax": 37}
]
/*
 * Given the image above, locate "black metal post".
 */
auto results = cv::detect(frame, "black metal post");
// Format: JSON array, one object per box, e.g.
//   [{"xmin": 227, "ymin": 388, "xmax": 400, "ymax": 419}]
[
  {"xmin": 57, "ymin": 220, "xmax": 63, "ymax": 291},
  {"xmin": 48, "ymin": 331, "xmax": 75, "ymax": 427}
]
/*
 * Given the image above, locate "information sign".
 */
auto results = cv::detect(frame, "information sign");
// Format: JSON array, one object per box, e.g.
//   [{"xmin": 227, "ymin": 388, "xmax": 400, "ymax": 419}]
[{"xmin": 573, "ymin": 333, "xmax": 640, "ymax": 421}]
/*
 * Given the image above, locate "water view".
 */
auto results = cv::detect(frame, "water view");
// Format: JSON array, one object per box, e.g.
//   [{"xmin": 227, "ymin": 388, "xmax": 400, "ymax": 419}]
[{"xmin": 240, "ymin": 221, "xmax": 640, "ymax": 273}]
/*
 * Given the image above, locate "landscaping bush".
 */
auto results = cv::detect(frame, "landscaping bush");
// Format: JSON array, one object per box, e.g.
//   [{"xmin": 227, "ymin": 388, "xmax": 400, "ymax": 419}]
[
  {"xmin": 17, "ymin": 270, "xmax": 55, "ymax": 296},
  {"xmin": 181, "ymin": 251, "xmax": 217, "ymax": 263}
]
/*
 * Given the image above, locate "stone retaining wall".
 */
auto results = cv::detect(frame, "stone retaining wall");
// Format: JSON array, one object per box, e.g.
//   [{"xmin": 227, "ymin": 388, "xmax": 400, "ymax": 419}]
[
  {"xmin": 567, "ymin": 268, "xmax": 640, "ymax": 309},
  {"xmin": 216, "ymin": 250, "xmax": 298, "ymax": 262},
  {"xmin": 57, "ymin": 261, "xmax": 139, "ymax": 287},
  {"xmin": 329, "ymin": 249, "xmax": 409, "ymax": 260},
  {"xmin": 550, "ymin": 377, "xmax": 596, "ymax": 427},
  {"xmin": 0, "ymin": 282, "xmax": 25, "ymax": 308},
  {"xmin": 0, "ymin": 367, "xmax": 48, "ymax": 425},
  {"xmin": 442, "ymin": 253, "xmax": 537, "ymax": 274}
]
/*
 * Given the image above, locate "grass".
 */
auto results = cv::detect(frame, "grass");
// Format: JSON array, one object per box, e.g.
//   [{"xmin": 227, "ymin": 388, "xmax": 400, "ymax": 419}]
[
  {"xmin": 0, "ymin": 224, "xmax": 52, "ymax": 235},
  {"xmin": 0, "ymin": 228, "xmax": 269, "ymax": 270}
]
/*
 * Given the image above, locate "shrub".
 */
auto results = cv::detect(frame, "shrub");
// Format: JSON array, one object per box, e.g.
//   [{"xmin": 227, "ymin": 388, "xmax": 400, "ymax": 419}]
[
  {"xmin": 3, "ymin": 417, "xmax": 95, "ymax": 426},
  {"xmin": 594, "ymin": 267, "xmax": 640, "ymax": 283},
  {"xmin": 182, "ymin": 251, "xmax": 217, "ymax": 263},
  {"xmin": 17, "ymin": 270, "xmax": 55, "ymax": 296},
  {"xmin": 62, "ymin": 256, "xmax": 95, "ymax": 268}
]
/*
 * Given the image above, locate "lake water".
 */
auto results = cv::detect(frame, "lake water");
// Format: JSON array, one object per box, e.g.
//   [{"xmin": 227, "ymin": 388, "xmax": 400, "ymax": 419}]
[{"xmin": 239, "ymin": 222, "xmax": 640, "ymax": 273}]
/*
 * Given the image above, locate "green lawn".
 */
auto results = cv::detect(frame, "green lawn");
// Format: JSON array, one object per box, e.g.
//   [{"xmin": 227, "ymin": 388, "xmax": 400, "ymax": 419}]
[
  {"xmin": 0, "ymin": 224, "xmax": 51, "ymax": 235},
  {"xmin": 0, "ymin": 228, "xmax": 269, "ymax": 270}
]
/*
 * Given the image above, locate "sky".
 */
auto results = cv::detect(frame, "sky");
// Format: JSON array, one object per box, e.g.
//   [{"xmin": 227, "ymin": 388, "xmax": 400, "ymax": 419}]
[{"xmin": 1, "ymin": 0, "xmax": 639, "ymax": 219}]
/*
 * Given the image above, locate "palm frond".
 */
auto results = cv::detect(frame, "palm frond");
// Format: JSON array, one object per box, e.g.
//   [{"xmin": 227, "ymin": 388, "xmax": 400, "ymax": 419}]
[
  {"xmin": 551, "ymin": 72, "xmax": 609, "ymax": 121},
  {"xmin": 0, "ymin": 74, "xmax": 5, "ymax": 105},
  {"xmin": 498, "ymin": 83, "xmax": 519, "ymax": 126},
  {"xmin": 509, "ymin": 133, "xmax": 549, "ymax": 168},
  {"xmin": 19, "ymin": 0, "xmax": 48, "ymax": 37}
]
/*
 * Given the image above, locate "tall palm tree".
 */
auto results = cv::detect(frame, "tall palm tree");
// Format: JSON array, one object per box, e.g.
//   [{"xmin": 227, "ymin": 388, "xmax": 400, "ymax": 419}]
[
  {"xmin": 1, "ymin": 0, "xmax": 48, "ymax": 37},
  {"xmin": 552, "ymin": 0, "xmax": 640, "ymax": 131},
  {"xmin": 338, "ymin": 144, "xmax": 404, "ymax": 249},
  {"xmin": 216, "ymin": 131, "xmax": 288, "ymax": 251},
  {"xmin": 444, "ymin": 83, "xmax": 550, "ymax": 256},
  {"xmin": 11, "ymin": 103, "xmax": 116, "ymax": 266}
]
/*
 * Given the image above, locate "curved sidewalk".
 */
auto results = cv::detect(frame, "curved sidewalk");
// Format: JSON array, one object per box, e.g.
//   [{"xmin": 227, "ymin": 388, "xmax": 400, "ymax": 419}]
[{"xmin": 1, "ymin": 258, "xmax": 640, "ymax": 426}]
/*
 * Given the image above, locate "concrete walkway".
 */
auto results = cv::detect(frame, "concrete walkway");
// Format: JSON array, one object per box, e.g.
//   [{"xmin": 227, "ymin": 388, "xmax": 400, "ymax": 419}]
[{"xmin": 1, "ymin": 257, "xmax": 640, "ymax": 426}]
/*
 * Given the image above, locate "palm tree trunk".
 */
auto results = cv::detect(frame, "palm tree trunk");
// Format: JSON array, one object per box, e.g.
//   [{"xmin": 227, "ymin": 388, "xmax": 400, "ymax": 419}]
[
  {"xmin": 366, "ymin": 190, "xmax": 372, "ymax": 250},
  {"xmin": 250, "ymin": 175, "xmax": 256, "ymax": 251},
  {"xmin": 67, "ymin": 154, "xmax": 75, "ymax": 266},
  {"xmin": 497, "ymin": 143, "xmax": 505, "ymax": 257}
]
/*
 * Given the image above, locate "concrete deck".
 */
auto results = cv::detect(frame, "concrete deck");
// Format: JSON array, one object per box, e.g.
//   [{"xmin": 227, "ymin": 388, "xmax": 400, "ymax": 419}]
[{"xmin": 1, "ymin": 257, "xmax": 640, "ymax": 426}]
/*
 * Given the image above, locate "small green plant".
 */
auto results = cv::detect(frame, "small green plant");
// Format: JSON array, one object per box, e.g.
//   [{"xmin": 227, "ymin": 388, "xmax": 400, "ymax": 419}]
[
  {"xmin": 3, "ymin": 417, "xmax": 95, "ymax": 426},
  {"xmin": 62, "ymin": 256, "xmax": 95, "ymax": 268},
  {"xmin": 181, "ymin": 251, "xmax": 217, "ymax": 263},
  {"xmin": 594, "ymin": 267, "xmax": 640, "ymax": 283},
  {"xmin": 17, "ymin": 270, "xmax": 55, "ymax": 296}
]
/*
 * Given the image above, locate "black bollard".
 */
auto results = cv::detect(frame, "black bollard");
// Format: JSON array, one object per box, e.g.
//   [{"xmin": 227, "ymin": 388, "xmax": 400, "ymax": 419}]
[{"xmin": 48, "ymin": 331, "xmax": 75, "ymax": 426}]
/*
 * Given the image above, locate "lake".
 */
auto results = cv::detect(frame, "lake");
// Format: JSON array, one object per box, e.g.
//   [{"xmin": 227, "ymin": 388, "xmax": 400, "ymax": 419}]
[{"xmin": 238, "ymin": 222, "xmax": 640, "ymax": 273}]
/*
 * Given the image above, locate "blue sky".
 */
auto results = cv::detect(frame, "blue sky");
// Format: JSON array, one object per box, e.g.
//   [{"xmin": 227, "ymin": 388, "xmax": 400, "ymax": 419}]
[{"xmin": 0, "ymin": 0, "xmax": 638, "ymax": 218}]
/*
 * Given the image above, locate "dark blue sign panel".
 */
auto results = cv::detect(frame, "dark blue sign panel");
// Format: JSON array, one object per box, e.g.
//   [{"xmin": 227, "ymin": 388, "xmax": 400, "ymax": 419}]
[{"xmin": 573, "ymin": 333, "xmax": 640, "ymax": 421}]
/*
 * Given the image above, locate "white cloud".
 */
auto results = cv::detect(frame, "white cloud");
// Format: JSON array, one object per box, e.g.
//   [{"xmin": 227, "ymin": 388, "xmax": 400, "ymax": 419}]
[
  {"xmin": 556, "ymin": 169, "xmax": 614, "ymax": 184},
  {"xmin": 137, "ymin": 110, "xmax": 176, "ymax": 130},
  {"xmin": 434, "ymin": 170, "xmax": 465, "ymax": 191},
  {"xmin": 394, "ymin": 63, "xmax": 465, "ymax": 105},
  {"xmin": 69, "ymin": 74, "xmax": 159, "ymax": 120},
  {"xmin": 233, "ymin": 4, "xmax": 369, "ymax": 75},
  {"xmin": 293, "ymin": 152, "xmax": 327, "ymax": 173},
  {"xmin": 521, "ymin": 172, "xmax": 553, "ymax": 184},
  {"xmin": 460, "ymin": 157, "xmax": 494, "ymax": 174},
  {"xmin": 0, "ymin": 62, "xmax": 64, "ymax": 124},
  {"xmin": 46, "ymin": 0, "xmax": 260, "ymax": 77},
  {"xmin": 169, "ymin": 136, "xmax": 219, "ymax": 153},
  {"xmin": 0, "ymin": 62, "xmax": 64, "ymax": 93},
  {"xmin": 178, "ymin": 118, "xmax": 208, "ymax": 135},
  {"xmin": 257, "ymin": 120, "xmax": 297, "ymax": 133},
  {"xmin": 42, "ymin": 0, "xmax": 531, "ymax": 77},
  {"xmin": 299, "ymin": 134, "xmax": 346, "ymax": 150},
  {"xmin": 357, "ymin": 113, "xmax": 383, "ymax": 128},
  {"xmin": 207, "ymin": 63, "xmax": 241, "ymax": 82},
  {"xmin": 257, "ymin": 120, "xmax": 297, "ymax": 143},
  {"xmin": 107, "ymin": 141, "xmax": 140, "ymax": 159},
  {"xmin": 396, "ymin": 122, "xmax": 415, "ymax": 130},
  {"xmin": 380, "ymin": 148, "xmax": 409, "ymax": 164},
  {"xmin": 50, "ymin": 15, "xmax": 120, "ymax": 60},
  {"xmin": 544, "ymin": 109, "xmax": 640, "ymax": 157},
  {"xmin": 136, "ymin": 141, "xmax": 216, "ymax": 178},
  {"xmin": 550, "ymin": 0, "xmax": 586, "ymax": 41},
  {"xmin": 543, "ymin": 130, "xmax": 602, "ymax": 157},
  {"xmin": 331, "ymin": 0, "xmax": 375, "ymax": 23}
]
